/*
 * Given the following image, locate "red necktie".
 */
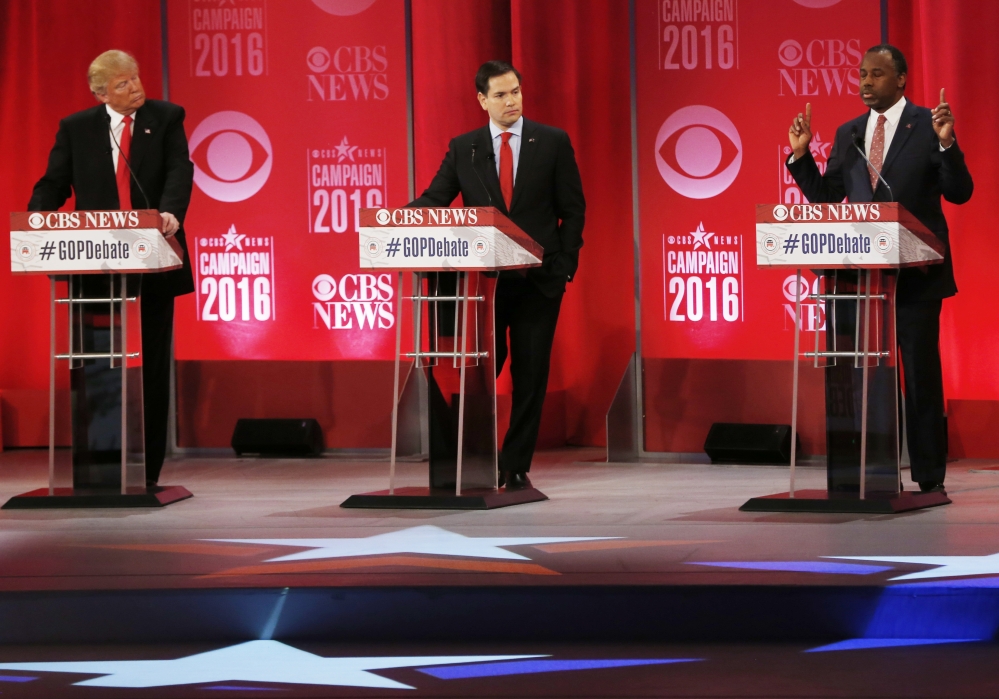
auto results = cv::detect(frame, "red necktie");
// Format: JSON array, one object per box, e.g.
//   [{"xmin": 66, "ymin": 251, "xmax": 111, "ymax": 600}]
[
  {"xmin": 116, "ymin": 115, "xmax": 133, "ymax": 210},
  {"xmin": 499, "ymin": 131, "xmax": 514, "ymax": 210},
  {"xmin": 868, "ymin": 114, "xmax": 887, "ymax": 191}
]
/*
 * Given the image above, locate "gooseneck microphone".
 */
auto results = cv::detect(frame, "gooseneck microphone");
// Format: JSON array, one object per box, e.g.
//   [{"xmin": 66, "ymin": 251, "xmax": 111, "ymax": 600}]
[
  {"xmin": 470, "ymin": 142, "xmax": 494, "ymax": 206},
  {"xmin": 851, "ymin": 127, "xmax": 894, "ymax": 202},
  {"xmin": 106, "ymin": 112, "xmax": 152, "ymax": 210}
]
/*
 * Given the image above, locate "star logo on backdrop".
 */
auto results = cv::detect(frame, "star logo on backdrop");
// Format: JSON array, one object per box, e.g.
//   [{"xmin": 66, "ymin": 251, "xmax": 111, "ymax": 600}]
[
  {"xmin": 827, "ymin": 553, "xmax": 999, "ymax": 581},
  {"xmin": 334, "ymin": 136, "xmax": 358, "ymax": 163},
  {"xmin": 690, "ymin": 222, "xmax": 712, "ymax": 251},
  {"xmin": 209, "ymin": 525, "xmax": 617, "ymax": 563},
  {"xmin": 221, "ymin": 224, "xmax": 246, "ymax": 252},
  {"xmin": 0, "ymin": 641, "xmax": 540, "ymax": 689},
  {"xmin": 809, "ymin": 132, "xmax": 832, "ymax": 161}
]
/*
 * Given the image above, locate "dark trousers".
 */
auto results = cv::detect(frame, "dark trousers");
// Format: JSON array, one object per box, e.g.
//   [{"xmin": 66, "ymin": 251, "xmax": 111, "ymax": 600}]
[
  {"xmin": 494, "ymin": 273, "xmax": 563, "ymax": 473},
  {"xmin": 140, "ymin": 292, "xmax": 175, "ymax": 484},
  {"xmin": 896, "ymin": 299, "xmax": 947, "ymax": 485}
]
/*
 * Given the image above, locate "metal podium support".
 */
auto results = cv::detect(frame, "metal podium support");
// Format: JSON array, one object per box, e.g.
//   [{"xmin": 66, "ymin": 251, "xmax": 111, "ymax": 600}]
[
  {"xmin": 342, "ymin": 206, "xmax": 548, "ymax": 510},
  {"xmin": 742, "ymin": 202, "xmax": 952, "ymax": 514},
  {"xmin": 5, "ymin": 210, "xmax": 192, "ymax": 509}
]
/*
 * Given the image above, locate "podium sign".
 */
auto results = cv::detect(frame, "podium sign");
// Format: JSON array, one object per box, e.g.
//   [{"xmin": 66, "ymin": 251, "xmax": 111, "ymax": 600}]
[
  {"xmin": 10, "ymin": 210, "xmax": 182, "ymax": 275},
  {"xmin": 357, "ymin": 207, "xmax": 543, "ymax": 271},
  {"xmin": 755, "ymin": 203, "xmax": 944, "ymax": 269}
]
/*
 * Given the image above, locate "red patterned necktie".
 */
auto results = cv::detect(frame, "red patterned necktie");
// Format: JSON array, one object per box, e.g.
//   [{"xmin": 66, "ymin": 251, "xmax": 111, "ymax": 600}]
[
  {"xmin": 116, "ymin": 115, "xmax": 133, "ymax": 210},
  {"xmin": 868, "ymin": 113, "xmax": 887, "ymax": 191},
  {"xmin": 499, "ymin": 131, "xmax": 514, "ymax": 210}
]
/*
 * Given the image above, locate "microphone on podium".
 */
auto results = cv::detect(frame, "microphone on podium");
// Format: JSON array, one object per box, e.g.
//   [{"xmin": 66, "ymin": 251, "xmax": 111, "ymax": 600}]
[
  {"xmin": 470, "ymin": 143, "xmax": 494, "ymax": 207},
  {"xmin": 851, "ymin": 127, "xmax": 894, "ymax": 203}
]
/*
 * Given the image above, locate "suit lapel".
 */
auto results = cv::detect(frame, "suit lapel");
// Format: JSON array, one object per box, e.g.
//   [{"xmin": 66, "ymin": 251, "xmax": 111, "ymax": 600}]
[
  {"xmin": 881, "ymin": 99, "xmax": 918, "ymax": 176},
  {"xmin": 129, "ymin": 105, "xmax": 156, "ymax": 176},
  {"xmin": 475, "ymin": 126, "xmax": 507, "ymax": 212},
  {"xmin": 509, "ymin": 119, "xmax": 538, "ymax": 212}
]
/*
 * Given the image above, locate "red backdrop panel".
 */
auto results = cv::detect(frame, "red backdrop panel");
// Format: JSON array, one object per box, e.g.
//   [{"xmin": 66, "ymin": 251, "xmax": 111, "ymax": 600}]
[
  {"xmin": 168, "ymin": 0, "xmax": 409, "ymax": 362},
  {"xmin": 636, "ymin": 0, "xmax": 880, "ymax": 361}
]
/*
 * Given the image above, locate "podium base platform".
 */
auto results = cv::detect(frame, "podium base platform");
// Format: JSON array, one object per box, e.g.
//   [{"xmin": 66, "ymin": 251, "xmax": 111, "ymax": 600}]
[
  {"xmin": 740, "ymin": 488, "xmax": 950, "ymax": 514},
  {"xmin": 2, "ymin": 486, "xmax": 193, "ymax": 510},
  {"xmin": 341, "ymin": 486, "xmax": 548, "ymax": 510}
]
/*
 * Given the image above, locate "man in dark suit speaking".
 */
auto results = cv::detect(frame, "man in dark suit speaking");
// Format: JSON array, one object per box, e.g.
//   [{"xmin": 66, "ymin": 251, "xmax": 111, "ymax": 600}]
[
  {"xmin": 786, "ymin": 44, "xmax": 973, "ymax": 493},
  {"xmin": 411, "ymin": 61, "xmax": 586, "ymax": 489},
  {"xmin": 29, "ymin": 50, "xmax": 195, "ymax": 487}
]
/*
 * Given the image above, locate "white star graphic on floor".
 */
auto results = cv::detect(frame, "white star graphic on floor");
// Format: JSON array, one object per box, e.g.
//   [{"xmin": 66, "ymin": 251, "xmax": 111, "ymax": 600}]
[
  {"xmin": 0, "ymin": 640, "xmax": 542, "ymax": 689},
  {"xmin": 209, "ymin": 525, "xmax": 618, "ymax": 562},
  {"xmin": 826, "ymin": 553, "xmax": 999, "ymax": 581}
]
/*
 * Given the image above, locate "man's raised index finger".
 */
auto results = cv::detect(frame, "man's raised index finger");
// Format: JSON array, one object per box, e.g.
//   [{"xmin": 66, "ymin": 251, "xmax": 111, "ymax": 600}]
[
  {"xmin": 940, "ymin": 88, "xmax": 946, "ymax": 104},
  {"xmin": 805, "ymin": 102, "xmax": 812, "ymax": 122}
]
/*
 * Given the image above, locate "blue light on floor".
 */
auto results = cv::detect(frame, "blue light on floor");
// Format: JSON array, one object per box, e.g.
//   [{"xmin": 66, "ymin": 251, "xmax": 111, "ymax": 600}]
[
  {"xmin": 0, "ymin": 674, "xmax": 37, "ymax": 682},
  {"xmin": 202, "ymin": 686, "xmax": 283, "ymax": 691},
  {"xmin": 805, "ymin": 638, "xmax": 982, "ymax": 653},
  {"xmin": 893, "ymin": 576, "xmax": 999, "ymax": 589},
  {"xmin": 418, "ymin": 658, "xmax": 701, "ymax": 680},
  {"xmin": 688, "ymin": 561, "xmax": 892, "ymax": 574}
]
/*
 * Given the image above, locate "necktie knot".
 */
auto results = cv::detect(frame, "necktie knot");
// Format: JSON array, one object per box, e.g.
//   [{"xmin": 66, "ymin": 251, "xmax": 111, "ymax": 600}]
[
  {"xmin": 501, "ymin": 131, "xmax": 512, "ymax": 144},
  {"xmin": 123, "ymin": 115, "xmax": 133, "ymax": 126},
  {"xmin": 877, "ymin": 114, "xmax": 887, "ymax": 127}
]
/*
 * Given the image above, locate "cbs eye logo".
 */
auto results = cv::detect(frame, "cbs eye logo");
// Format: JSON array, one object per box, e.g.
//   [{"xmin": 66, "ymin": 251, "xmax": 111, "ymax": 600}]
[
  {"xmin": 311, "ymin": 0, "xmax": 377, "ymax": 16},
  {"xmin": 307, "ymin": 47, "xmax": 330, "ymax": 73},
  {"xmin": 189, "ymin": 111, "xmax": 273, "ymax": 203},
  {"xmin": 778, "ymin": 40, "xmax": 803, "ymax": 67},
  {"xmin": 655, "ymin": 105, "xmax": 742, "ymax": 200}
]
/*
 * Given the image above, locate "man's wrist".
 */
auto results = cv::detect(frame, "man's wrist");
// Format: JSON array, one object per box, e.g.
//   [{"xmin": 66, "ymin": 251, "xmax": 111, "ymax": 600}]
[{"xmin": 792, "ymin": 147, "xmax": 808, "ymax": 160}]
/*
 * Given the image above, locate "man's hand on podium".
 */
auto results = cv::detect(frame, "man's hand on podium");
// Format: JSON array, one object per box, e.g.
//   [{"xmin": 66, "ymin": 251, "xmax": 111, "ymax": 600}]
[
  {"xmin": 160, "ymin": 211, "xmax": 179, "ymax": 237},
  {"xmin": 931, "ymin": 88, "xmax": 955, "ymax": 148},
  {"xmin": 788, "ymin": 102, "xmax": 812, "ymax": 160}
]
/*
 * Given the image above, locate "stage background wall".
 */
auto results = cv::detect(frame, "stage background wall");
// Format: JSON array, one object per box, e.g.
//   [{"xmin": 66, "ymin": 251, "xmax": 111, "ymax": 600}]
[{"xmin": 2, "ymin": 0, "xmax": 996, "ymax": 458}]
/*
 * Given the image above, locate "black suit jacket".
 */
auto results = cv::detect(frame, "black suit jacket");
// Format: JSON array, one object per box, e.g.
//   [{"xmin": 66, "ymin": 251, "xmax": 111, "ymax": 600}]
[
  {"xmin": 410, "ymin": 118, "xmax": 586, "ymax": 298},
  {"xmin": 787, "ymin": 99, "xmax": 973, "ymax": 302},
  {"xmin": 28, "ymin": 99, "xmax": 195, "ymax": 299}
]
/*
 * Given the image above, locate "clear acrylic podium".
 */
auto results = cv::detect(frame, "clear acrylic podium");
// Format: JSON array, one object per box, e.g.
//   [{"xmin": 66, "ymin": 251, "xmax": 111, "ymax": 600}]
[
  {"xmin": 742, "ymin": 203, "xmax": 952, "ymax": 513},
  {"xmin": 5, "ymin": 210, "xmax": 192, "ymax": 508},
  {"xmin": 341, "ymin": 207, "xmax": 548, "ymax": 509}
]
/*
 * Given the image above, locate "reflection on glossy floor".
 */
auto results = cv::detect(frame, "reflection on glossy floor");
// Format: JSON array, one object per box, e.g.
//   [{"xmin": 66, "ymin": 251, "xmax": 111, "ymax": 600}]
[
  {"xmin": 1, "ymin": 447, "xmax": 998, "ymax": 591},
  {"xmin": 0, "ymin": 640, "xmax": 997, "ymax": 697}
]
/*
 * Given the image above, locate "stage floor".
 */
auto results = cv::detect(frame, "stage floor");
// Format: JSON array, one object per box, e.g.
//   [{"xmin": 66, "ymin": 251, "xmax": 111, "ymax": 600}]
[
  {"xmin": 1, "ymin": 447, "xmax": 998, "ymax": 592},
  {"xmin": 2, "ymin": 448, "xmax": 999, "ymax": 697}
]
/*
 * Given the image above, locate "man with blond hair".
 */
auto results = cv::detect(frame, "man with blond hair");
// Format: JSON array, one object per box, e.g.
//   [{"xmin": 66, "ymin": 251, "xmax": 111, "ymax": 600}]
[{"xmin": 29, "ymin": 50, "xmax": 195, "ymax": 487}]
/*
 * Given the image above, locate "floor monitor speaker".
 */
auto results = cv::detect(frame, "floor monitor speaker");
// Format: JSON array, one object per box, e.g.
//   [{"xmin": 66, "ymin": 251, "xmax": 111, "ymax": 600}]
[
  {"xmin": 704, "ymin": 423, "xmax": 799, "ymax": 465},
  {"xmin": 231, "ymin": 418, "xmax": 324, "ymax": 457}
]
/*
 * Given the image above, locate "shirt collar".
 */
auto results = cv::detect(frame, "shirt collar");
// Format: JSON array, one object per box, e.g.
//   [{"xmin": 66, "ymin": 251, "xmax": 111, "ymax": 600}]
[
  {"xmin": 489, "ymin": 116, "xmax": 524, "ymax": 141},
  {"xmin": 871, "ymin": 96, "xmax": 907, "ymax": 127},
  {"xmin": 105, "ymin": 104, "xmax": 134, "ymax": 128}
]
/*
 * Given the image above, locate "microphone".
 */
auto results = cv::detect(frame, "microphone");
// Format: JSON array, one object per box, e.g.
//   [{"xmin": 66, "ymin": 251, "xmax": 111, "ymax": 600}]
[
  {"xmin": 470, "ymin": 143, "xmax": 494, "ymax": 207},
  {"xmin": 106, "ymin": 112, "xmax": 152, "ymax": 210},
  {"xmin": 851, "ymin": 127, "xmax": 894, "ymax": 202}
]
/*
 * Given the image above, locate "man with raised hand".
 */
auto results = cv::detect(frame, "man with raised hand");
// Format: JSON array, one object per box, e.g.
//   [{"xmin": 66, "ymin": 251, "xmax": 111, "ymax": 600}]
[
  {"xmin": 785, "ymin": 44, "xmax": 973, "ymax": 494},
  {"xmin": 411, "ymin": 60, "xmax": 586, "ymax": 490}
]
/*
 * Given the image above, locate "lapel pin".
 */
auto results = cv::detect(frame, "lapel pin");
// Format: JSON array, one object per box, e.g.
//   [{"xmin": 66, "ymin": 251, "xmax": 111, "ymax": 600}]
[
  {"xmin": 906, "ymin": 123, "xmax": 912, "ymax": 129},
  {"xmin": 528, "ymin": 138, "xmax": 535, "ymax": 143},
  {"xmin": 144, "ymin": 128, "xmax": 151, "ymax": 133}
]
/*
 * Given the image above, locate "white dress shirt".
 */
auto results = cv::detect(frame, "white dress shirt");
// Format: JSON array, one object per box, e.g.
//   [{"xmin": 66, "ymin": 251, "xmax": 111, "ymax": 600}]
[
  {"xmin": 106, "ymin": 104, "xmax": 134, "ymax": 172},
  {"xmin": 864, "ymin": 96, "xmax": 907, "ymax": 160},
  {"xmin": 489, "ymin": 116, "xmax": 523, "ymax": 184}
]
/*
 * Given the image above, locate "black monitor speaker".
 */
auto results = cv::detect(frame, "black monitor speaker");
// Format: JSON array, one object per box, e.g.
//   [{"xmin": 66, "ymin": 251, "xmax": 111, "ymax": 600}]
[
  {"xmin": 231, "ymin": 418, "xmax": 324, "ymax": 457},
  {"xmin": 703, "ymin": 423, "xmax": 800, "ymax": 465}
]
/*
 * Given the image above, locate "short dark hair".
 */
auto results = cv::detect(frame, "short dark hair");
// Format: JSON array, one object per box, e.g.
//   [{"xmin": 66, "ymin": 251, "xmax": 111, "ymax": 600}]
[
  {"xmin": 865, "ymin": 44, "xmax": 908, "ymax": 78},
  {"xmin": 475, "ymin": 60, "xmax": 521, "ymax": 96}
]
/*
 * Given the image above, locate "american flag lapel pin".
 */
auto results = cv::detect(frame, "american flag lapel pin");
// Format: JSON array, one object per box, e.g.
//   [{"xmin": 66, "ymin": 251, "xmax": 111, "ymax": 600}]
[
  {"xmin": 144, "ymin": 128, "xmax": 151, "ymax": 133},
  {"xmin": 906, "ymin": 123, "xmax": 912, "ymax": 129},
  {"xmin": 529, "ymin": 138, "xmax": 535, "ymax": 142}
]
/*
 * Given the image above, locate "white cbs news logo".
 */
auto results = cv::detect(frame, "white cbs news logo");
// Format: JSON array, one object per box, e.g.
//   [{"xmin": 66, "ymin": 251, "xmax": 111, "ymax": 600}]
[
  {"xmin": 655, "ymin": 105, "xmax": 742, "ymax": 199},
  {"xmin": 189, "ymin": 111, "xmax": 273, "ymax": 203},
  {"xmin": 311, "ymin": 272, "xmax": 395, "ymax": 330}
]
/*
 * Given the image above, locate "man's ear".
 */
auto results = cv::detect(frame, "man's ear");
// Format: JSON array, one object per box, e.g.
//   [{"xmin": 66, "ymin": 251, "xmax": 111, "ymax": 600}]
[
  {"xmin": 477, "ymin": 92, "xmax": 488, "ymax": 111},
  {"xmin": 93, "ymin": 90, "xmax": 109, "ymax": 105}
]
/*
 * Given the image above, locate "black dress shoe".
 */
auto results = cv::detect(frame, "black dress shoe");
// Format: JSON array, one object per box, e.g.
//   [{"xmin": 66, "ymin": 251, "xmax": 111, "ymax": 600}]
[
  {"xmin": 501, "ymin": 472, "xmax": 532, "ymax": 490},
  {"xmin": 919, "ymin": 481, "xmax": 946, "ymax": 494}
]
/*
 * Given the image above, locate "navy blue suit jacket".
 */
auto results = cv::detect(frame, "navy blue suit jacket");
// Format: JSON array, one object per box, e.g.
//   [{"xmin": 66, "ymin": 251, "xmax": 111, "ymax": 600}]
[
  {"xmin": 787, "ymin": 99, "xmax": 973, "ymax": 302},
  {"xmin": 410, "ymin": 118, "xmax": 586, "ymax": 298}
]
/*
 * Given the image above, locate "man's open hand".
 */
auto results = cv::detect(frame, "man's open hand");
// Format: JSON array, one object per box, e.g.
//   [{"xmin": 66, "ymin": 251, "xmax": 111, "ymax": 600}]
[
  {"xmin": 788, "ymin": 103, "xmax": 812, "ymax": 159},
  {"xmin": 931, "ymin": 88, "xmax": 955, "ymax": 148}
]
